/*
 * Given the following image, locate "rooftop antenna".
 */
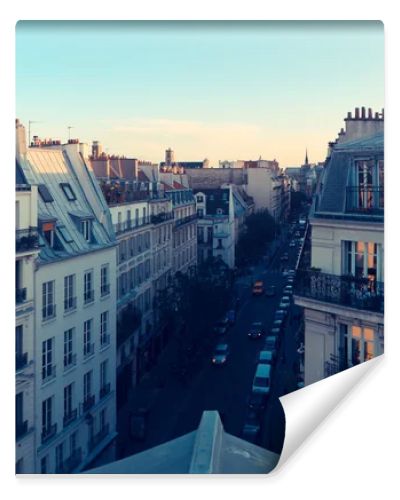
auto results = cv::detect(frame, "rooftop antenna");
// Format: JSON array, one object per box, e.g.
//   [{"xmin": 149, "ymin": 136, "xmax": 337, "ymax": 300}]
[
  {"xmin": 67, "ymin": 125, "xmax": 74, "ymax": 142},
  {"xmin": 28, "ymin": 120, "xmax": 42, "ymax": 146}
]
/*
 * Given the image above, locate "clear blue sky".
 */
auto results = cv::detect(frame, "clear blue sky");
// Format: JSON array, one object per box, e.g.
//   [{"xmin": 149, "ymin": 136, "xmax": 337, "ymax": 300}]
[{"xmin": 16, "ymin": 21, "xmax": 384, "ymax": 167}]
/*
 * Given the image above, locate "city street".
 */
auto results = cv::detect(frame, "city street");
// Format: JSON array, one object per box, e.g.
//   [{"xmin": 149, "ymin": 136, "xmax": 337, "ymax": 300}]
[{"xmin": 114, "ymin": 224, "xmax": 304, "ymax": 461}]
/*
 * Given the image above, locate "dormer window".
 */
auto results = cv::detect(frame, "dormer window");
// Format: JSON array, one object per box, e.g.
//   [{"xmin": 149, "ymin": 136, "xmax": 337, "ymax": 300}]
[
  {"xmin": 60, "ymin": 183, "xmax": 77, "ymax": 201},
  {"xmin": 39, "ymin": 217, "xmax": 58, "ymax": 248},
  {"xmin": 196, "ymin": 195, "xmax": 204, "ymax": 203},
  {"xmin": 81, "ymin": 220, "xmax": 91, "ymax": 242}
]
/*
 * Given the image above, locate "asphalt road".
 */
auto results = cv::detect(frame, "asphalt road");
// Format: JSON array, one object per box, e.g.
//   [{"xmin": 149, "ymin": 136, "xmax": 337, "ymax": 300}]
[{"xmin": 114, "ymin": 224, "xmax": 304, "ymax": 460}]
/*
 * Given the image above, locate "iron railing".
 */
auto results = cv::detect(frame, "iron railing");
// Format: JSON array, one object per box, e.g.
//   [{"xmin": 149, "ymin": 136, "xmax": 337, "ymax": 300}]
[
  {"xmin": 296, "ymin": 270, "xmax": 384, "ymax": 313},
  {"xmin": 64, "ymin": 296, "xmax": 77, "ymax": 313},
  {"xmin": 16, "ymin": 227, "xmax": 39, "ymax": 252},
  {"xmin": 151, "ymin": 212, "xmax": 174, "ymax": 225},
  {"xmin": 345, "ymin": 186, "xmax": 384, "ymax": 214},
  {"xmin": 84, "ymin": 289, "xmax": 95, "ymax": 304},
  {"xmin": 16, "ymin": 288, "xmax": 27, "ymax": 304},
  {"xmin": 41, "ymin": 423, "xmax": 57, "ymax": 444},
  {"xmin": 99, "ymin": 383, "xmax": 111, "ymax": 399},
  {"xmin": 100, "ymin": 334, "xmax": 110, "ymax": 348},
  {"xmin": 82, "ymin": 395, "xmax": 95, "ymax": 413},
  {"xmin": 63, "ymin": 408, "xmax": 78, "ymax": 428},
  {"xmin": 174, "ymin": 214, "xmax": 197, "ymax": 228},
  {"xmin": 42, "ymin": 304, "xmax": 56, "ymax": 321},
  {"xmin": 64, "ymin": 353, "xmax": 77, "ymax": 370},
  {"xmin": 88, "ymin": 424, "xmax": 109, "ymax": 452},
  {"xmin": 42, "ymin": 364, "xmax": 56, "ymax": 383},
  {"xmin": 100, "ymin": 283, "xmax": 110, "ymax": 297},
  {"xmin": 83, "ymin": 343, "xmax": 95, "ymax": 358}
]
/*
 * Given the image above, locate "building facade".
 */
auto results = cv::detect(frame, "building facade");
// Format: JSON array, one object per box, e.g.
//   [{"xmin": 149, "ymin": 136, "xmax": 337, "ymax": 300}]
[
  {"xmin": 16, "ymin": 121, "xmax": 118, "ymax": 473},
  {"xmin": 294, "ymin": 108, "xmax": 384, "ymax": 385}
]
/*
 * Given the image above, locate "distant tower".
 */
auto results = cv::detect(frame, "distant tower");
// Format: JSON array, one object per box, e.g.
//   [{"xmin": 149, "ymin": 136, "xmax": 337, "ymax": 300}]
[
  {"xmin": 92, "ymin": 141, "xmax": 103, "ymax": 159},
  {"xmin": 305, "ymin": 149, "xmax": 309, "ymax": 166},
  {"xmin": 165, "ymin": 148, "xmax": 175, "ymax": 167}
]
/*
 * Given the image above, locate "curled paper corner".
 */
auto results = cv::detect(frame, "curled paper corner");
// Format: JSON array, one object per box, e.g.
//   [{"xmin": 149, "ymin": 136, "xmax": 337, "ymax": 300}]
[{"xmin": 268, "ymin": 355, "xmax": 384, "ymax": 474}]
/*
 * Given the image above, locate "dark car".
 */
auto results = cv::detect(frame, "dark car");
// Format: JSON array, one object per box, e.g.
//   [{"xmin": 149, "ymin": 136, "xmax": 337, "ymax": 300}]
[
  {"xmin": 227, "ymin": 309, "xmax": 236, "ymax": 325},
  {"xmin": 242, "ymin": 408, "xmax": 261, "ymax": 443},
  {"xmin": 211, "ymin": 343, "xmax": 229, "ymax": 365},
  {"xmin": 272, "ymin": 318, "xmax": 284, "ymax": 331},
  {"xmin": 129, "ymin": 408, "xmax": 149, "ymax": 441},
  {"xmin": 274, "ymin": 309, "xmax": 287, "ymax": 321},
  {"xmin": 214, "ymin": 317, "xmax": 229, "ymax": 335},
  {"xmin": 264, "ymin": 335, "xmax": 279, "ymax": 354},
  {"xmin": 265, "ymin": 285, "xmax": 276, "ymax": 297},
  {"xmin": 248, "ymin": 392, "xmax": 268, "ymax": 412},
  {"xmin": 280, "ymin": 252, "xmax": 289, "ymax": 262},
  {"xmin": 248, "ymin": 321, "xmax": 265, "ymax": 339}
]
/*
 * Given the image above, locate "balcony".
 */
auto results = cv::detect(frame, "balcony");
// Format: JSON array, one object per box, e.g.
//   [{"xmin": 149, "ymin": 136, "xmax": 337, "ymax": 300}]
[
  {"xmin": 42, "ymin": 304, "xmax": 56, "ymax": 321},
  {"xmin": 114, "ymin": 217, "xmax": 151, "ymax": 235},
  {"xmin": 100, "ymin": 334, "xmax": 110, "ymax": 348},
  {"xmin": 88, "ymin": 424, "xmax": 109, "ymax": 452},
  {"xmin": 82, "ymin": 395, "xmax": 95, "ymax": 413},
  {"xmin": 99, "ymin": 383, "xmax": 111, "ymax": 399},
  {"xmin": 56, "ymin": 448, "xmax": 82, "ymax": 473},
  {"xmin": 83, "ymin": 343, "xmax": 95, "ymax": 359},
  {"xmin": 42, "ymin": 365, "xmax": 56, "ymax": 383},
  {"xmin": 100, "ymin": 283, "xmax": 110, "ymax": 297},
  {"xmin": 64, "ymin": 353, "xmax": 77, "ymax": 371},
  {"xmin": 16, "ymin": 227, "xmax": 39, "ymax": 253},
  {"xmin": 63, "ymin": 408, "xmax": 78, "ymax": 428},
  {"xmin": 16, "ymin": 352, "xmax": 28, "ymax": 371},
  {"xmin": 345, "ymin": 187, "xmax": 384, "ymax": 216},
  {"xmin": 41, "ymin": 423, "xmax": 57, "ymax": 444},
  {"xmin": 151, "ymin": 212, "xmax": 174, "ymax": 225},
  {"xmin": 295, "ymin": 270, "xmax": 384, "ymax": 313},
  {"xmin": 16, "ymin": 288, "xmax": 27, "ymax": 304},
  {"xmin": 84, "ymin": 289, "xmax": 95, "ymax": 305},
  {"xmin": 64, "ymin": 296, "xmax": 77, "ymax": 313},
  {"xmin": 16, "ymin": 420, "xmax": 28, "ymax": 440},
  {"xmin": 174, "ymin": 214, "xmax": 197, "ymax": 229}
]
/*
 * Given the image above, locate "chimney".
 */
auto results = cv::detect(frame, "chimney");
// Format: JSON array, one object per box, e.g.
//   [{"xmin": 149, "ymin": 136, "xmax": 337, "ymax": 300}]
[
  {"xmin": 347, "ymin": 111, "xmax": 352, "ymax": 119},
  {"xmin": 361, "ymin": 107, "xmax": 366, "ymax": 119},
  {"xmin": 375, "ymin": 112, "xmax": 379, "ymax": 119},
  {"xmin": 381, "ymin": 108, "xmax": 385, "ymax": 120},
  {"xmin": 355, "ymin": 107, "xmax": 360, "ymax": 119},
  {"xmin": 368, "ymin": 108, "xmax": 372, "ymax": 119}
]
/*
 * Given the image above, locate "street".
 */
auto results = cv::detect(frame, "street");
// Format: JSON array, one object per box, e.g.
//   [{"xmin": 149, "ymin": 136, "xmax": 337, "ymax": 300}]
[{"xmin": 114, "ymin": 223, "xmax": 304, "ymax": 460}]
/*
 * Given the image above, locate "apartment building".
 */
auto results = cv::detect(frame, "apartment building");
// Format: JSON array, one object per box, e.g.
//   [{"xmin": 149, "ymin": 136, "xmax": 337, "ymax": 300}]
[
  {"xmin": 294, "ymin": 108, "xmax": 384, "ymax": 385},
  {"xmin": 15, "ymin": 166, "xmax": 40, "ymax": 473},
  {"xmin": 16, "ymin": 121, "xmax": 118, "ymax": 473}
]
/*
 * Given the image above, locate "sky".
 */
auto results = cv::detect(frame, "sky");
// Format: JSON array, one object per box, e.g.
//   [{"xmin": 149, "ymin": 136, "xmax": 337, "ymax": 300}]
[{"xmin": 16, "ymin": 21, "xmax": 384, "ymax": 167}]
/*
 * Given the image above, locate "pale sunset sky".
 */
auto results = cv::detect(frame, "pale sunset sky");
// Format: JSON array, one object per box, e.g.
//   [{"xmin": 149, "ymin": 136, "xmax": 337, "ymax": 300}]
[{"xmin": 16, "ymin": 21, "xmax": 384, "ymax": 167}]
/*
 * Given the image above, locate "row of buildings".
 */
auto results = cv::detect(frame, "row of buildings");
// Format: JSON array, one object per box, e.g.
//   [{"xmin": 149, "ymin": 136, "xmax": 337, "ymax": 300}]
[{"xmin": 294, "ymin": 107, "xmax": 384, "ymax": 384}]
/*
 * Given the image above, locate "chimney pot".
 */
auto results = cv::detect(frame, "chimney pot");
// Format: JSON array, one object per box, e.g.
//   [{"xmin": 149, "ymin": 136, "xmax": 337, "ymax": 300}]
[
  {"xmin": 347, "ymin": 111, "xmax": 352, "ymax": 119},
  {"xmin": 361, "ymin": 106, "xmax": 366, "ymax": 119},
  {"xmin": 355, "ymin": 107, "xmax": 360, "ymax": 119},
  {"xmin": 375, "ymin": 112, "xmax": 379, "ymax": 119}
]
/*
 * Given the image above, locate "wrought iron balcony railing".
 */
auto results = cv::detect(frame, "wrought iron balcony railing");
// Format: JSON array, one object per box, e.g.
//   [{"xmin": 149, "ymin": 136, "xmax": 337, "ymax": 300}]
[
  {"xmin": 64, "ymin": 296, "xmax": 77, "ymax": 313},
  {"xmin": 63, "ymin": 408, "xmax": 78, "ymax": 428},
  {"xmin": 82, "ymin": 394, "xmax": 95, "ymax": 413},
  {"xmin": 345, "ymin": 186, "xmax": 384, "ymax": 215},
  {"xmin": 99, "ymin": 383, "xmax": 111, "ymax": 399},
  {"xmin": 295, "ymin": 270, "xmax": 384, "ymax": 313},
  {"xmin": 84, "ymin": 289, "xmax": 95, "ymax": 304},
  {"xmin": 83, "ymin": 342, "xmax": 95, "ymax": 358},
  {"xmin": 16, "ymin": 227, "xmax": 39, "ymax": 253},
  {"xmin": 151, "ymin": 212, "xmax": 174, "ymax": 225},
  {"xmin": 100, "ymin": 334, "xmax": 110, "ymax": 348},
  {"xmin": 100, "ymin": 283, "xmax": 110, "ymax": 297},
  {"xmin": 16, "ymin": 288, "xmax": 27, "ymax": 304},
  {"xmin": 42, "ymin": 364, "xmax": 56, "ymax": 383},
  {"xmin": 42, "ymin": 304, "xmax": 56, "ymax": 321},
  {"xmin": 88, "ymin": 424, "xmax": 109, "ymax": 452},
  {"xmin": 174, "ymin": 213, "xmax": 197, "ymax": 228},
  {"xmin": 41, "ymin": 423, "xmax": 57, "ymax": 444},
  {"xmin": 64, "ymin": 353, "xmax": 77, "ymax": 370},
  {"xmin": 16, "ymin": 420, "xmax": 28, "ymax": 440},
  {"xmin": 16, "ymin": 352, "xmax": 28, "ymax": 371}
]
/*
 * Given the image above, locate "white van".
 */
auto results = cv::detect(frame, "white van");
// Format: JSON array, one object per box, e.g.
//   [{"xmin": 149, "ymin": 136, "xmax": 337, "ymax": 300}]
[{"xmin": 252, "ymin": 364, "xmax": 271, "ymax": 395}]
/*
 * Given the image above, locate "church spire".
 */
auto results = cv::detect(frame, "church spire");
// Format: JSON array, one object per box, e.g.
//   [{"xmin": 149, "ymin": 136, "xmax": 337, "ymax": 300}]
[{"xmin": 305, "ymin": 148, "xmax": 309, "ymax": 165}]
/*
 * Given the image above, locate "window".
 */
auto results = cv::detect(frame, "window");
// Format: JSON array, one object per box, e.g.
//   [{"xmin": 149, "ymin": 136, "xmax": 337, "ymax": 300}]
[
  {"xmin": 60, "ymin": 183, "xmax": 77, "ymax": 201},
  {"xmin": 42, "ymin": 281, "xmax": 55, "ymax": 320},
  {"xmin": 16, "ymin": 392, "xmax": 24, "ymax": 434},
  {"xmin": 351, "ymin": 326, "xmax": 375, "ymax": 365},
  {"xmin": 63, "ymin": 328, "xmax": 75, "ymax": 369},
  {"xmin": 196, "ymin": 195, "xmax": 204, "ymax": 203},
  {"xmin": 81, "ymin": 220, "xmax": 91, "ymax": 242},
  {"xmin": 119, "ymin": 240, "xmax": 127, "ymax": 262},
  {"xmin": 100, "ymin": 408, "xmax": 107, "ymax": 431},
  {"xmin": 207, "ymin": 227, "xmax": 213, "ymax": 242},
  {"xmin": 38, "ymin": 184, "xmax": 54, "ymax": 203},
  {"xmin": 70, "ymin": 431, "xmax": 78, "ymax": 454},
  {"xmin": 343, "ymin": 241, "xmax": 382, "ymax": 282},
  {"xmin": 64, "ymin": 274, "xmax": 76, "ymax": 312},
  {"xmin": 83, "ymin": 319, "xmax": 93, "ymax": 357},
  {"xmin": 43, "ymin": 225, "xmax": 55, "ymax": 247},
  {"xmin": 126, "ymin": 210, "xmax": 131, "ymax": 229},
  {"xmin": 142, "ymin": 207, "xmax": 147, "ymax": 223},
  {"xmin": 42, "ymin": 396, "xmax": 54, "ymax": 436},
  {"xmin": 55, "ymin": 442, "xmax": 64, "ymax": 471},
  {"xmin": 351, "ymin": 159, "xmax": 384, "ymax": 210},
  {"xmin": 84, "ymin": 270, "xmax": 94, "ymax": 304},
  {"xmin": 100, "ymin": 360, "xmax": 108, "ymax": 392},
  {"xmin": 41, "ymin": 456, "xmax": 48, "ymax": 474},
  {"xmin": 135, "ymin": 208, "xmax": 139, "ymax": 226},
  {"xmin": 16, "ymin": 325, "xmax": 25, "ymax": 368},
  {"xmin": 100, "ymin": 311, "xmax": 109, "ymax": 346},
  {"xmin": 101, "ymin": 264, "xmax": 110, "ymax": 296},
  {"xmin": 83, "ymin": 371, "xmax": 93, "ymax": 401},
  {"xmin": 197, "ymin": 226, "xmax": 204, "ymax": 243},
  {"xmin": 42, "ymin": 338, "xmax": 55, "ymax": 381},
  {"xmin": 197, "ymin": 208, "xmax": 204, "ymax": 218},
  {"xmin": 64, "ymin": 383, "xmax": 74, "ymax": 420}
]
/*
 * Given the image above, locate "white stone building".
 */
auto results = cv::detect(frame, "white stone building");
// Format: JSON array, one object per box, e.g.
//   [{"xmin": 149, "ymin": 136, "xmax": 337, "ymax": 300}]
[
  {"xmin": 16, "ymin": 121, "xmax": 118, "ymax": 473},
  {"xmin": 294, "ymin": 108, "xmax": 384, "ymax": 385}
]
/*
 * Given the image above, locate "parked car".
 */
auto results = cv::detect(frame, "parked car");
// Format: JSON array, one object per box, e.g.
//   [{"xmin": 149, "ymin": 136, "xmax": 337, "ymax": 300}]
[
  {"xmin": 265, "ymin": 285, "xmax": 276, "ymax": 297},
  {"xmin": 274, "ymin": 309, "xmax": 287, "ymax": 321},
  {"xmin": 252, "ymin": 280, "xmax": 264, "ymax": 296},
  {"xmin": 282, "ymin": 268, "xmax": 290, "ymax": 277},
  {"xmin": 289, "ymin": 240, "xmax": 296, "ymax": 247},
  {"xmin": 272, "ymin": 318, "xmax": 284, "ymax": 330},
  {"xmin": 227, "ymin": 309, "xmax": 236, "ymax": 325},
  {"xmin": 283, "ymin": 285, "xmax": 294, "ymax": 296},
  {"xmin": 247, "ymin": 392, "xmax": 268, "ymax": 412},
  {"xmin": 213, "ymin": 317, "xmax": 229, "ymax": 335},
  {"xmin": 211, "ymin": 343, "xmax": 229, "ymax": 365},
  {"xmin": 280, "ymin": 252, "xmax": 289, "ymax": 262},
  {"xmin": 264, "ymin": 335, "xmax": 279, "ymax": 353},
  {"xmin": 287, "ymin": 277, "xmax": 295, "ymax": 285},
  {"xmin": 248, "ymin": 321, "xmax": 265, "ymax": 339},
  {"xmin": 252, "ymin": 364, "xmax": 272, "ymax": 396},
  {"xmin": 129, "ymin": 408, "xmax": 149, "ymax": 441},
  {"xmin": 259, "ymin": 350, "xmax": 275, "ymax": 365},
  {"xmin": 242, "ymin": 408, "xmax": 261, "ymax": 443}
]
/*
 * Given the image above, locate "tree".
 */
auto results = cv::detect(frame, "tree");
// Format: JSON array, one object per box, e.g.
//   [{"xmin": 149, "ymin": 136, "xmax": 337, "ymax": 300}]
[{"xmin": 236, "ymin": 209, "xmax": 277, "ymax": 267}]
